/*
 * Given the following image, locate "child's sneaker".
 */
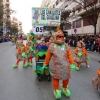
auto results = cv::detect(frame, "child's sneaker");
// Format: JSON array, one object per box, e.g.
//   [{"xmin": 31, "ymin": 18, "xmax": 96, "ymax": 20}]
[
  {"xmin": 54, "ymin": 90, "xmax": 61, "ymax": 99},
  {"xmin": 23, "ymin": 64, "xmax": 27, "ymax": 68},
  {"xmin": 87, "ymin": 65, "xmax": 90, "ymax": 68},
  {"xmin": 12, "ymin": 64, "xmax": 18, "ymax": 68},
  {"xmin": 76, "ymin": 66, "xmax": 80, "ymax": 71},
  {"xmin": 25, "ymin": 62, "xmax": 29, "ymax": 67},
  {"xmin": 61, "ymin": 86, "xmax": 71, "ymax": 97},
  {"xmin": 29, "ymin": 63, "xmax": 32, "ymax": 67}
]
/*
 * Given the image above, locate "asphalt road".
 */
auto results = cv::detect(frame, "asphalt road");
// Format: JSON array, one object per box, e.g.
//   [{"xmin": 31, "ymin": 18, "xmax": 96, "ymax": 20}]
[{"xmin": 0, "ymin": 41, "xmax": 100, "ymax": 100}]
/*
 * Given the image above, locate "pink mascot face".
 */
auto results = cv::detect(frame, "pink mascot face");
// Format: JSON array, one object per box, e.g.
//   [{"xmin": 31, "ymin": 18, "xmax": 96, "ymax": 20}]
[{"xmin": 33, "ymin": 10, "xmax": 39, "ymax": 20}]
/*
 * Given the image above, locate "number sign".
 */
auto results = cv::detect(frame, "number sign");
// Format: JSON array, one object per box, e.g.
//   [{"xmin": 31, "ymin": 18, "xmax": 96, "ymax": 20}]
[{"xmin": 33, "ymin": 25, "xmax": 43, "ymax": 34}]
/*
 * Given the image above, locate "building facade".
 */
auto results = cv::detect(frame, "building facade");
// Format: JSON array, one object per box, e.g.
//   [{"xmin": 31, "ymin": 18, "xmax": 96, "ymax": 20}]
[
  {"xmin": 63, "ymin": 0, "xmax": 100, "ymax": 35},
  {"xmin": 42, "ymin": 0, "xmax": 100, "ymax": 35},
  {"xmin": 0, "ymin": 0, "xmax": 3, "ymax": 36},
  {"xmin": 41, "ymin": 0, "xmax": 51, "ymax": 7},
  {"xmin": 18, "ymin": 21, "xmax": 22, "ymax": 34},
  {"xmin": 3, "ymin": 0, "xmax": 11, "ymax": 36},
  {"xmin": 11, "ymin": 17, "xmax": 23, "ymax": 35}
]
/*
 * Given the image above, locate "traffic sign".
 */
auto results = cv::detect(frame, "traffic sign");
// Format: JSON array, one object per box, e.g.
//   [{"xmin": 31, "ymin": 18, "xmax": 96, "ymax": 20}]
[{"xmin": 74, "ymin": 29, "xmax": 77, "ymax": 34}]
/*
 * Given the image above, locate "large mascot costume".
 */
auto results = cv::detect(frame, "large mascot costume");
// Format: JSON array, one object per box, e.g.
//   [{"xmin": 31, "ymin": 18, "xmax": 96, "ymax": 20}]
[
  {"xmin": 43, "ymin": 29, "xmax": 75, "ymax": 99},
  {"xmin": 74, "ymin": 40, "xmax": 90, "ymax": 71},
  {"xmin": 92, "ymin": 69, "xmax": 100, "ymax": 90}
]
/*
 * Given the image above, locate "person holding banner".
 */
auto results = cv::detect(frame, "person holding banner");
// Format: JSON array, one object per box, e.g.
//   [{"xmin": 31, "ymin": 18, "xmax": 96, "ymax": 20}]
[{"xmin": 43, "ymin": 29, "xmax": 75, "ymax": 99}]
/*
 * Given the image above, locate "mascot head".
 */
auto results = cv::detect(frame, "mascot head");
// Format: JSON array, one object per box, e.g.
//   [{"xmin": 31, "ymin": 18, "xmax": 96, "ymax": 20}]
[
  {"xmin": 55, "ymin": 26, "xmax": 64, "ymax": 45},
  {"xmin": 97, "ymin": 69, "xmax": 100, "ymax": 77},
  {"xmin": 77, "ymin": 38, "xmax": 85, "ymax": 48}
]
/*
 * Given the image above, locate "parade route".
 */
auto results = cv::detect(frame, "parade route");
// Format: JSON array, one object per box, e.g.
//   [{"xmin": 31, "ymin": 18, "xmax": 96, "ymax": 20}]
[{"xmin": 0, "ymin": 41, "xmax": 100, "ymax": 100}]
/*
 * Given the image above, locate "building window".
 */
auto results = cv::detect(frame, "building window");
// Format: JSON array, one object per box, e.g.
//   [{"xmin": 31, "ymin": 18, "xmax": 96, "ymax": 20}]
[
  {"xmin": 73, "ymin": 21, "xmax": 75, "ymax": 29},
  {"xmin": 84, "ymin": 0, "xmax": 97, "ymax": 7},
  {"xmin": 83, "ymin": 15, "xmax": 94, "ymax": 26},
  {"xmin": 75, "ymin": 4, "xmax": 82, "ymax": 12},
  {"xmin": 72, "ymin": 19, "xmax": 81, "ymax": 29},
  {"xmin": 76, "ymin": 19, "xmax": 81, "ymax": 28},
  {"xmin": 64, "ymin": 23, "xmax": 71, "ymax": 30},
  {"xmin": 6, "ymin": 0, "xmax": 9, "ymax": 2}
]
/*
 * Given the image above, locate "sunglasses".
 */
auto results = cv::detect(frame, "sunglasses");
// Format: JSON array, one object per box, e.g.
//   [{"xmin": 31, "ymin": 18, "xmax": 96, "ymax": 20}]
[{"xmin": 58, "ymin": 36, "xmax": 64, "ymax": 38}]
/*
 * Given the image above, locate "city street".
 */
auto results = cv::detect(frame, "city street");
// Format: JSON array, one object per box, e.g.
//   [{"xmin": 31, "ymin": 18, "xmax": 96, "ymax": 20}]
[{"xmin": 0, "ymin": 41, "xmax": 100, "ymax": 100}]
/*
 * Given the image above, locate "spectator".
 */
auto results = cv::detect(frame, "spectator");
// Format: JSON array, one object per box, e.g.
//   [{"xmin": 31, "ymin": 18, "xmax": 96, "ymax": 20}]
[
  {"xmin": 98, "ymin": 34, "xmax": 100, "ymax": 54},
  {"xmin": 19, "ymin": 35, "xmax": 23, "ymax": 41}
]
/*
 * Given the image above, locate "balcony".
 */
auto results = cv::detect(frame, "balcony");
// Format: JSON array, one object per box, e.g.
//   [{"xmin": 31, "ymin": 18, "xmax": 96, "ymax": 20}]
[
  {"xmin": 64, "ymin": 1, "xmax": 72, "ymax": 9},
  {"xmin": 69, "ymin": 12, "xmax": 74, "ymax": 16},
  {"xmin": 55, "ymin": 2, "xmax": 63, "ymax": 8},
  {"xmin": 5, "ymin": 1, "xmax": 10, "ymax": 7},
  {"xmin": 3, "ymin": 14, "xmax": 7, "ymax": 18},
  {"xmin": 6, "ymin": 5, "xmax": 10, "ymax": 9},
  {"xmin": 7, "ymin": 16, "xmax": 11, "ymax": 21},
  {"xmin": 75, "ymin": 10, "xmax": 79, "ymax": 15},
  {"xmin": 6, "ymin": 11, "xmax": 11, "ymax": 16}
]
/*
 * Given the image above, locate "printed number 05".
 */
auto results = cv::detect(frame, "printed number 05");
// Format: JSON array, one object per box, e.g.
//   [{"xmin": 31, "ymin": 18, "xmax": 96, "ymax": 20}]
[{"xmin": 36, "ymin": 27, "xmax": 43, "ymax": 32}]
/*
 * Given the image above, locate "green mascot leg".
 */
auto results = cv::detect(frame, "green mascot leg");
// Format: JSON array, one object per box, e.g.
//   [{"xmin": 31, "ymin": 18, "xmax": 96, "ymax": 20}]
[
  {"xmin": 76, "ymin": 66, "xmax": 80, "ymax": 71},
  {"xmin": 54, "ymin": 90, "xmax": 61, "ymax": 99},
  {"xmin": 61, "ymin": 86, "xmax": 71, "ymax": 97},
  {"xmin": 52, "ymin": 78, "xmax": 61, "ymax": 99},
  {"xmin": 61, "ymin": 80, "xmax": 71, "ymax": 97},
  {"xmin": 12, "ymin": 64, "xmax": 18, "ymax": 68},
  {"xmin": 23, "ymin": 64, "xmax": 27, "ymax": 68}
]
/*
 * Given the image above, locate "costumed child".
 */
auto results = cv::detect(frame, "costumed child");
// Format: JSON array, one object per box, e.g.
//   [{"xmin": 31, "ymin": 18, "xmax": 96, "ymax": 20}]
[
  {"xmin": 35, "ymin": 38, "xmax": 48, "ymax": 59},
  {"xmin": 74, "ymin": 40, "xmax": 90, "ymax": 71},
  {"xmin": 11, "ymin": 35, "xmax": 15, "ymax": 43},
  {"xmin": 40, "ymin": 38, "xmax": 46, "ymax": 45},
  {"xmin": 43, "ymin": 30, "xmax": 75, "ymax": 99},
  {"xmin": 92, "ymin": 68, "xmax": 100, "ymax": 90},
  {"xmin": 16, "ymin": 40, "xmax": 20, "ymax": 49},
  {"xmin": 13, "ymin": 40, "xmax": 27, "ymax": 68},
  {"xmin": 25, "ymin": 41, "xmax": 34, "ymax": 67},
  {"xmin": 46, "ymin": 37, "xmax": 53, "ymax": 47}
]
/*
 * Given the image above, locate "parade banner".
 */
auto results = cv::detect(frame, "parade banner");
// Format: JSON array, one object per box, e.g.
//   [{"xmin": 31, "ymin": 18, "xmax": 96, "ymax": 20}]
[{"xmin": 32, "ymin": 8, "xmax": 61, "ymax": 26}]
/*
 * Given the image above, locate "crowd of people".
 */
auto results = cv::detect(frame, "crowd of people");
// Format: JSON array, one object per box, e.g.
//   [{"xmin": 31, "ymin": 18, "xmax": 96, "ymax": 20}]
[
  {"xmin": 64, "ymin": 34, "xmax": 100, "ymax": 54},
  {"xmin": 0, "ymin": 35, "xmax": 24, "ymax": 43}
]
